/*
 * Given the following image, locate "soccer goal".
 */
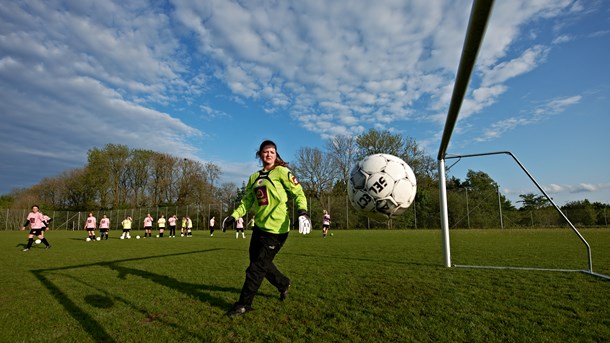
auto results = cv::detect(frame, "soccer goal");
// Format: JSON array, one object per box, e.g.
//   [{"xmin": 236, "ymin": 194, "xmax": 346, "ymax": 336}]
[{"xmin": 435, "ymin": 0, "xmax": 609, "ymax": 280}]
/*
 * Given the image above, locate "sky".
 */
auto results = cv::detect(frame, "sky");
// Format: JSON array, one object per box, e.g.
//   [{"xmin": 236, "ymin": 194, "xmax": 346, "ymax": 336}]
[{"xmin": 1, "ymin": 0, "xmax": 609, "ymax": 207}]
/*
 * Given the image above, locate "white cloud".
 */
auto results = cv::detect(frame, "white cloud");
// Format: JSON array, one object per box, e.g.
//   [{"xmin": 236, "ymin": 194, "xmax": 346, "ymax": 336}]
[
  {"xmin": 475, "ymin": 95, "xmax": 582, "ymax": 142},
  {"xmin": 552, "ymin": 34, "xmax": 574, "ymax": 44},
  {"xmin": 0, "ymin": 0, "xmax": 594, "ymax": 193},
  {"xmin": 481, "ymin": 46, "xmax": 549, "ymax": 87},
  {"xmin": 544, "ymin": 182, "xmax": 610, "ymax": 195},
  {"xmin": 0, "ymin": 1, "xmax": 204, "ymax": 192}
]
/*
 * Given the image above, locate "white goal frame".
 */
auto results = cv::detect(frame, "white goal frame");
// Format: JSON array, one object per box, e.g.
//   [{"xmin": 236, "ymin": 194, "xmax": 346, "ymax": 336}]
[{"xmin": 436, "ymin": 0, "xmax": 609, "ymax": 280}]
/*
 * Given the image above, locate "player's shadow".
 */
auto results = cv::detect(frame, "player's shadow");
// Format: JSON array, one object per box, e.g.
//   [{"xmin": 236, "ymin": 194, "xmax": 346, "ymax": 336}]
[
  {"xmin": 31, "ymin": 248, "xmax": 240, "ymax": 343},
  {"xmin": 104, "ymin": 262, "xmax": 239, "ymax": 309}
]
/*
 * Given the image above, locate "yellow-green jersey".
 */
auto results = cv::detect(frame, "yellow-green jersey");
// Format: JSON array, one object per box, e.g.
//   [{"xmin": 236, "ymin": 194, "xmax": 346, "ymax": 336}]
[
  {"xmin": 230, "ymin": 165, "xmax": 307, "ymax": 234},
  {"xmin": 158, "ymin": 217, "xmax": 166, "ymax": 228},
  {"xmin": 121, "ymin": 219, "xmax": 132, "ymax": 229}
]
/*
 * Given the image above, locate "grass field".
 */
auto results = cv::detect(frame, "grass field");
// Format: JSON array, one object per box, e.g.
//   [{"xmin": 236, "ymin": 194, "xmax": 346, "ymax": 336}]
[{"xmin": 1, "ymin": 228, "xmax": 608, "ymax": 342}]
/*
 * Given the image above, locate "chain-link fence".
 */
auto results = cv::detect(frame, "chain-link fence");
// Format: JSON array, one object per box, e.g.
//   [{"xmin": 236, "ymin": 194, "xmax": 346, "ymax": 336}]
[
  {"xmin": 0, "ymin": 205, "xmax": 231, "ymax": 232},
  {"xmin": 2, "ymin": 192, "xmax": 607, "ymax": 231}
]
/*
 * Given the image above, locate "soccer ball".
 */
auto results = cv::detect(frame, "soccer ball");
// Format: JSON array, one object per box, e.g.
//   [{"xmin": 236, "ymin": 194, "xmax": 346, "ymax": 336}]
[
  {"xmin": 96, "ymin": 237, "xmax": 101, "ymax": 241},
  {"xmin": 180, "ymin": 233, "xmax": 184, "ymax": 237},
  {"xmin": 347, "ymin": 153, "xmax": 417, "ymax": 220},
  {"xmin": 156, "ymin": 234, "xmax": 159, "ymax": 238},
  {"xmin": 120, "ymin": 236, "xmax": 125, "ymax": 240},
  {"xmin": 86, "ymin": 237, "xmax": 91, "ymax": 242},
  {"xmin": 136, "ymin": 235, "xmax": 141, "ymax": 239},
  {"xmin": 35, "ymin": 239, "xmax": 42, "ymax": 244},
  {"xmin": 330, "ymin": 233, "xmax": 334, "ymax": 237}
]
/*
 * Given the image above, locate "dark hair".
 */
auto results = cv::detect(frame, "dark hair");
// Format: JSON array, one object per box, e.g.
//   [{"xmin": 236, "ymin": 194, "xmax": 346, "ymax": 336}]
[{"xmin": 257, "ymin": 140, "xmax": 288, "ymax": 168}]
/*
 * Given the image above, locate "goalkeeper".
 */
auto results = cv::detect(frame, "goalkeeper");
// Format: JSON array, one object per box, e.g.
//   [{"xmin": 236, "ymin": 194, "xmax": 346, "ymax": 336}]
[{"xmin": 223, "ymin": 140, "xmax": 311, "ymax": 316}]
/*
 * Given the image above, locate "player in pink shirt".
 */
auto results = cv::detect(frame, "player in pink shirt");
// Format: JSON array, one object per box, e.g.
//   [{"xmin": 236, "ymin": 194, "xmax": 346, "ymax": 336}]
[
  {"xmin": 167, "ymin": 214, "xmax": 177, "ymax": 238},
  {"xmin": 143, "ymin": 213, "xmax": 154, "ymax": 238},
  {"xmin": 99, "ymin": 214, "xmax": 110, "ymax": 240},
  {"xmin": 20, "ymin": 205, "xmax": 51, "ymax": 251},
  {"xmin": 235, "ymin": 217, "xmax": 246, "ymax": 239},
  {"xmin": 39, "ymin": 213, "xmax": 52, "ymax": 241},
  {"xmin": 84, "ymin": 212, "xmax": 97, "ymax": 241},
  {"xmin": 322, "ymin": 210, "xmax": 331, "ymax": 238}
]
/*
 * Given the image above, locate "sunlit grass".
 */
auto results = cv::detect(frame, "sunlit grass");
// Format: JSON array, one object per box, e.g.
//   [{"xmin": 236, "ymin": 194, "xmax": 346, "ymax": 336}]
[{"xmin": 1, "ymin": 228, "xmax": 608, "ymax": 342}]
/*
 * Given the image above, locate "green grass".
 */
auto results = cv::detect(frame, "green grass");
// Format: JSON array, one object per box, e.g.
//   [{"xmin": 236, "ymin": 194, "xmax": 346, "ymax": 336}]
[{"xmin": 1, "ymin": 229, "xmax": 609, "ymax": 342}]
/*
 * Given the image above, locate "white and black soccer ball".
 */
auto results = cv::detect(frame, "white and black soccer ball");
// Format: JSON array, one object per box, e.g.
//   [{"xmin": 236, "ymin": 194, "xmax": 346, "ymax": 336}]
[
  {"xmin": 136, "ymin": 235, "xmax": 141, "ymax": 239},
  {"xmin": 35, "ymin": 239, "xmax": 42, "ymax": 244},
  {"xmin": 86, "ymin": 237, "xmax": 91, "ymax": 242},
  {"xmin": 96, "ymin": 237, "xmax": 101, "ymax": 241},
  {"xmin": 347, "ymin": 153, "xmax": 417, "ymax": 219}
]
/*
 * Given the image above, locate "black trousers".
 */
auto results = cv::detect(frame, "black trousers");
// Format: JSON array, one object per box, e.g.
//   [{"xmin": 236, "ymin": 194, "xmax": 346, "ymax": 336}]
[{"xmin": 238, "ymin": 226, "xmax": 290, "ymax": 306}]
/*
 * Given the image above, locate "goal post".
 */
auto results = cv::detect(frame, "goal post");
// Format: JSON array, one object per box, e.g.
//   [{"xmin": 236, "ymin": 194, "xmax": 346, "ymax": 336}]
[
  {"xmin": 435, "ymin": 0, "xmax": 609, "ymax": 280},
  {"xmin": 437, "ymin": 0, "xmax": 494, "ymax": 269}
]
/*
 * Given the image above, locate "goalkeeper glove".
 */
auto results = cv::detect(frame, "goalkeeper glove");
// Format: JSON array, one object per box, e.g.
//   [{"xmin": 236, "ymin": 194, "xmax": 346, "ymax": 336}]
[
  {"xmin": 297, "ymin": 209, "xmax": 311, "ymax": 234},
  {"xmin": 222, "ymin": 216, "xmax": 235, "ymax": 231}
]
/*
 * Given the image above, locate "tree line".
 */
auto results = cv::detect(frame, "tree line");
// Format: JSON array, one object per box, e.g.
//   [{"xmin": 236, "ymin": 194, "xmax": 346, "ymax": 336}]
[{"xmin": 2, "ymin": 130, "xmax": 608, "ymax": 229}]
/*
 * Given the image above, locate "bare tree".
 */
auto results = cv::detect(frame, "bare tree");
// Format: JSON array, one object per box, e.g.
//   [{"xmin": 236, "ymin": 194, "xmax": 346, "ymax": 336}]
[
  {"xmin": 293, "ymin": 147, "xmax": 336, "ymax": 204},
  {"xmin": 326, "ymin": 134, "xmax": 359, "ymax": 188},
  {"xmin": 127, "ymin": 149, "xmax": 153, "ymax": 207},
  {"xmin": 148, "ymin": 152, "xmax": 176, "ymax": 206}
]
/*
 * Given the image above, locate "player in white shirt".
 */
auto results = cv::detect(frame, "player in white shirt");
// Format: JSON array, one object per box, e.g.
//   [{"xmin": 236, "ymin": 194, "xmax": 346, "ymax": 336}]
[
  {"xmin": 186, "ymin": 216, "xmax": 193, "ymax": 237},
  {"xmin": 157, "ymin": 214, "xmax": 166, "ymax": 238},
  {"xmin": 209, "ymin": 216, "xmax": 215, "ymax": 236},
  {"xmin": 322, "ymin": 210, "xmax": 331, "ymax": 238}
]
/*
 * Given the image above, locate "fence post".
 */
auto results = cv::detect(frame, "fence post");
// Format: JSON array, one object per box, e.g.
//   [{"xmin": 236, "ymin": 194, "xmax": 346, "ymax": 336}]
[{"xmin": 497, "ymin": 185, "xmax": 504, "ymax": 229}]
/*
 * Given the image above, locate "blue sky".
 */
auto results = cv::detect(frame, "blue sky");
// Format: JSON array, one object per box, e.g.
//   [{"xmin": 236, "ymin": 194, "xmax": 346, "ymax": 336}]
[{"xmin": 1, "ymin": 0, "xmax": 609, "ymax": 207}]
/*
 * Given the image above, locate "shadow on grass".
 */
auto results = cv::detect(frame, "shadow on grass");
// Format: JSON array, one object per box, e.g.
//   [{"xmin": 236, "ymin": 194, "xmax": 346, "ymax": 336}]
[{"xmin": 31, "ymin": 248, "xmax": 239, "ymax": 342}]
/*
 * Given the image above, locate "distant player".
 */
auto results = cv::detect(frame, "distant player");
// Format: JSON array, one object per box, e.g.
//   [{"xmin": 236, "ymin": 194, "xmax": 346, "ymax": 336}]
[
  {"xmin": 157, "ymin": 214, "xmax": 166, "ymax": 238},
  {"xmin": 40, "ymin": 212, "xmax": 52, "ymax": 241},
  {"xmin": 209, "ymin": 216, "xmax": 215, "ymax": 236},
  {"xmin": 322, "ymin": 210, "xmax": 331, "ymax": 238},
  {"xmin": 181, "ymin": 217, "xmax": 187, "ymax": 236},
  {"xmin": 84, "ymin": 212, "xmax": 97, "ymax": 241},
  {"xmin": 235, "ymin": 217, "xmax": 245, "ymax": 239},
  {"xmin": 20, "ymin": 205, "xmax": 51, "ymax": 251},
  {"xmin": 186, "ymin": 216, "xmax": 193, "ymax": 237},
  {"xmin": 167, "ymin": 214, "xmax": 177, "ymax": 238},
  {"xmin": 120, "ymin": 216, "xmax": 133, "ymax": 239},
  {"xmin": 99, "ymin": 214, "xmax": 110, "ymax": 240},
  {"xmin": 42, "ymin": 213, "xmax": 52, "ymax": 231},
  {"xmin": 143, "ymin": 213, "xmax": 153, "ymax": 238}
]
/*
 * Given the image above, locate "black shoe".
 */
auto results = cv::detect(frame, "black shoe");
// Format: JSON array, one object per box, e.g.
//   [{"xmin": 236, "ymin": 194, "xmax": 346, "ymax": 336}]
[
  {"xmin": 280, "ymin": 282, "xmax": 291, "ymax": 301},
  {"xmin": 226, "ymin": 304, "xmax": 253, "ymax": 317},
  {"xmin": 45, "ymin": 245, "xmax": 52, "ymax": 249}
]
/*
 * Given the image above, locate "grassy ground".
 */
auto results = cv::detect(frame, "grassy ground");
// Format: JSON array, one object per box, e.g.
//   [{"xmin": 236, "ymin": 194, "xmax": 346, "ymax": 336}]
[{"xmin": 1, "ymin": 228, "xmax": 608, "ymax": 342}]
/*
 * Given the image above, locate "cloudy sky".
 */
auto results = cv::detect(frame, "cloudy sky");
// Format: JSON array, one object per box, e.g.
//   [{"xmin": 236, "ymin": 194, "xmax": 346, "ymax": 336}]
[{"xmin": 1, "ymin": 0, "xmax": 609, "ymax": 206}]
